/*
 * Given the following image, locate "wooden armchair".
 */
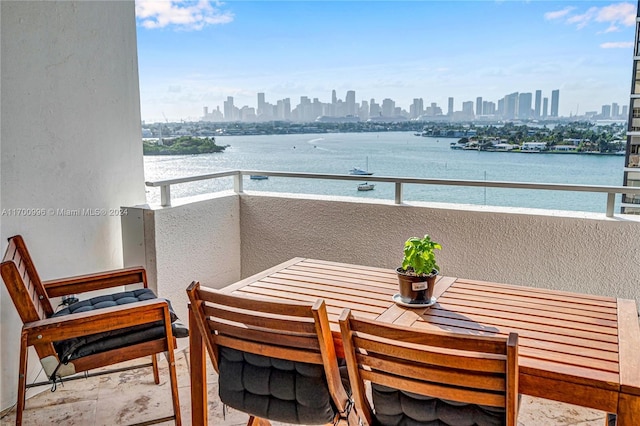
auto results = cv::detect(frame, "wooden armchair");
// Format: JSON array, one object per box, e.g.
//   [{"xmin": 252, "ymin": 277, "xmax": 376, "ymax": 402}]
[
  {"xmin": 1, "ymin": 235, "xmax": 183, "ymax": 425},
  {"xmin": 339, "ymin": 308, "xmax": 519, "ymax": 426},
  {"xmin": 186, "ymin": 281, "xmax": 357, "ymax": 426}
]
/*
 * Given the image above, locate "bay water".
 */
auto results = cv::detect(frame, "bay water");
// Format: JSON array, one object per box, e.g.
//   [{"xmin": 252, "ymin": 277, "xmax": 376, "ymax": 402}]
[{"xmin": 144, "ymin": 131, "xmax": 625, "ymax": 213}]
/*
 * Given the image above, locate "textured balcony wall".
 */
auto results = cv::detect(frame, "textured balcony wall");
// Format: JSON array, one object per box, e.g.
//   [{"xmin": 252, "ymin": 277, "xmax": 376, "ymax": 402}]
[
  {"xmin": 0, "ymin": 1, "xmax": 145, "ymax": 410},
  {"xmin": 239, "ymin": 193, "xmax": 640, "ymax": 306},
  {"xmin": 122, "ymin": 193, "xmax": 242, "ymax": 333},
  {"xmin": 135, "ymin": 191, "xmax": 640, "ymax": 314}
]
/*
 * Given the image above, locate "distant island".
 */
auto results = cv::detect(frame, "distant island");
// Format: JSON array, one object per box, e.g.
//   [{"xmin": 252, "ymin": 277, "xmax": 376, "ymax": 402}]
[{"xmin": 143, "ymin": 136, "xmax": 228, "ymax": 155}]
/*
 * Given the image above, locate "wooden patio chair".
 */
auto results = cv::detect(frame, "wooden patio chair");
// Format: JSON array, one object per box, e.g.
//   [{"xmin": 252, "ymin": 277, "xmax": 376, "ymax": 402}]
[
  {"xmin": 339, "ymin": 308, "xmax": 519, "ymax": 426},
  {"xmin": 186, "ymin": 281, "xmax": 357, "ymax": 426},
  {"xmin": 1, "ymin": 235, "xmax": 185, "ymax": 425}
]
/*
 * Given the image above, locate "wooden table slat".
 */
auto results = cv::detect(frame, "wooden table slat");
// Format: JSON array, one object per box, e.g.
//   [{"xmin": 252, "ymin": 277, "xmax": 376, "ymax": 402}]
[
  {"xmin": 445, "ymin": 286, "xmax": 617, "ymax": 316},
  {"xmin": 440, "ymin": 292, "xmax": 618, "ymax": 323},
  {"xmin": 455, "ymin": 278, "xmax": 618, "ymax": 304}
]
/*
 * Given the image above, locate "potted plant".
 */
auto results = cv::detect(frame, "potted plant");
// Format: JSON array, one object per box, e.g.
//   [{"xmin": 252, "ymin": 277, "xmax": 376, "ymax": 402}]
[{"xmin": 396, "ymin": 234, "xmax": 442, "ymax": 304}]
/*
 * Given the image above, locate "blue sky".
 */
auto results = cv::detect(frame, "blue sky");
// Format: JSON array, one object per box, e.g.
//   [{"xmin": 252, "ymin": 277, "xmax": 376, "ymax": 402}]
[{"xmin": 135, "ymin": 1, "xmax": 636, "ymax": 123}]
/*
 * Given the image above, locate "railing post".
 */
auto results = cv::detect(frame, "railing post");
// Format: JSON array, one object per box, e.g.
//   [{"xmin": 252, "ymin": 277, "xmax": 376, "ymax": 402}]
[
  {"xmin": 606, "ymin": 193, "xmax": 615, "ymax": 217},
  {"xmin": 395, "ymin": 182, "xmax": 403, "ymax": 204},
  {"xmin": 234, "ymin": 173, "xmax": 243, "ymax": 193},
  {"xmin": 160, "ymin": 185, "xmax": 171, "ymax": 207}
]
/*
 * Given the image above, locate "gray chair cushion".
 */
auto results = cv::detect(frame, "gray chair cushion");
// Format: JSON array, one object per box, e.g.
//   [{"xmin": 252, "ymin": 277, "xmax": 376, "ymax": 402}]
[
  {"xmin": 217, "ymin": 346, "xmax": 337, "ymax": 424},
  {"xmin": 51, "ymin": 288, "xmax": 188, "ymax": 363},
  {"xmin": 371, "ymin": 383, "xmax": 506, "ymax": 426}
]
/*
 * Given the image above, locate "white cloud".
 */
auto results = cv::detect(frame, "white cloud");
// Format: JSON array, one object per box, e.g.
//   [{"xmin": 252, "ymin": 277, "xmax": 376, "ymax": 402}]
[
  {"xmin": 136, "ymin": 0, "xmax": 234, "ymax": 31},
  {"xmin": 596, "ymin": 3, "xmax": 636, "ymax": 27},
  {"xmin": 544, "ymin": 7, "xmax": 575, "ymax": 21},
  {"xmin": 600, "ymin": 41, "xmax": 634, "ymax": 48},
  {"xmin": 549, "ymin": 2, "xmax": 636, "ymax": 30}
]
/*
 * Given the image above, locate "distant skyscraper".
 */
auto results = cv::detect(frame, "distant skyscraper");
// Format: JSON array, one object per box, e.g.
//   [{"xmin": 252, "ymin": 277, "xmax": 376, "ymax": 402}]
[
  {"xmin": 369, "ymin": 99, "xmax": 380, "ymax": 117},
  {"xmin": 257, "ymin": 92, "xmax": 265, "ymax": 115},
  {"xmin": 346, "ymin": 90, "xmax": 356, "ymax": 116},
  {"xmin": 359, "ymin": 100, "xmax": 369, "ymax": 120},
  {"xmin": 543, "ymin": 97, "xmax": 549, "ymax": 118},
  {"xmin": 622, "ymin": 105, "xmax": 629, "ymax": 118},
  {"xmin": 551, "ymin": 89, "xmax": 560, "ymax": 117},
  {"xmin": 476, "ymin": 97, "xmax": 482, "ymax": 116},
  {"xmin": 462, "ymin": 101, "xmax": 474, "ymax": 117},
  {"xmin": 381, "ymin": 98, "xmax": 395, "ymax": 117},
  {"xmin": 602, "ymin": 104, "xmax": 612, "ymax": 118},
  {"xmin": 518, "ymin": 93, "xmax": 532, "ymax": 119},
  {"xmin": 223, "ymin": 96, "xmax": 235, "ymax": 121},
  {"xmin": 411, "ymin": 98, "xmax": 424, "ymax": 118},
  {"xmin": 534, "ymin": 90, "xmax": 542, "ymax": 117},
  {"xmin": 612, "ymin": 103, "xmax": 620, "ymax": 118},
  {"xmin": 504, "ymin": 92, "xmax": 518, "ymax": 119},
  {"xmin": 448, "ymin": 97, "xmax": 454, "ymax": 116},
  {"xmin": 332, "ymin": 90, "xmax": 337, "ymax": 105}
]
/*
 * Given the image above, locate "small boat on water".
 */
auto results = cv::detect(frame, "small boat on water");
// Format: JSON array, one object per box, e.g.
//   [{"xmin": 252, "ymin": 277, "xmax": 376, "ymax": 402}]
[
  {"xmin": 250, "ymin": 175, "xmax": 268, "ymax": 180},
  {"xmin": 349, "ymin": 156, "xmax": 373, "ymax": 175},
  {"xmin": 349, "ymin": 167, "xmax": 373, "ymax": 176},
  {"xmin": 357, "ymin": 182, "xmax": 375, "ymax": 191}
]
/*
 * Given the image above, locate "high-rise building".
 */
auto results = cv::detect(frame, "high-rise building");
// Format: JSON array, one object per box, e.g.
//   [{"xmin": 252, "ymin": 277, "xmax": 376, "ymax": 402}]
[
  {"xmin": 551, "ymin": 89, "xmax": 560, "ymax": 117},
  {"xmin": 622, "ymin": 3, "xmax": 640, "ymax": 213},
  {"xmin": 602, "ymin": 105, "xmax": 612, "ymax": 118},
  {"xmin": 543, "ymin": 98, "xmax": 549, "ymax": 118},
  {"xmin": 359, "ymin": 100, "xmax": 369, "ymax": 120},
  {"xmin": 612, "ymin": 103, "xmax": 620, "ymax": 118},
  {"xmin": 223, "ymin": 96, "xmax": 235, "ymax": 121},
  {"xmin": 622, "ymin": 105, "xmax": 629, "ymax": 118},
  {"xmin": 462, "ymin": 101, "xmax": 474, "ymax": 117},
  {"xmin": 448, "ymin": 97, "xmax": 454, "ymax": 116},
  {"xmin": 534, "ymin": 90, "xmax": 542, "ymax": 117},
  {"xmin": 381, "ymin": 98, "xmax": 395, "ymax": 117},
  {"xmin": 476, "ymin": 97, "xmax": 482, "ymax": 116},
  {"xmin": 346, "ymin": 90, "xmax": 356, "ymax": 116},
  {"xmin": 411, "ymin": 98, "xmax": 424, "ymax": 118},
  {"xmin": 257, "ymin": 92, "xmax": 265, "ymax": 116},
  {"xmin": 503, "ymin": 92, "xmax": 519, "ymax": 119},
  {"xmin": 332, "ymin": 90, "xmax": 337, "ymax": 105},
  {"xmin": 518, "ymin": 93, "xmax": 532, "ymax": 119},
  {"xmin": 369, "ymin": 99, "xmax": 381, "ymax": 117}
]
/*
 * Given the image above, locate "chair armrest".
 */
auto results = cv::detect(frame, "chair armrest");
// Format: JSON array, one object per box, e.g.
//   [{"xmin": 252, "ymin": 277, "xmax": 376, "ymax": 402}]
[
  {"xmin": 22, "ymin": 298, "xmax": 171, "ymax": 345},
  {"xmin": 43, "ymin": 267, "xmax": 147, "ymax": 297}
]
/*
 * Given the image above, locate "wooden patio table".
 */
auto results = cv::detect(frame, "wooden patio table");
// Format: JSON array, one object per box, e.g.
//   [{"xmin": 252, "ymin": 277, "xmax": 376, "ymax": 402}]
[{"xmin": 189, "ymin": 257, "xmax": 640, "ymax": 425}]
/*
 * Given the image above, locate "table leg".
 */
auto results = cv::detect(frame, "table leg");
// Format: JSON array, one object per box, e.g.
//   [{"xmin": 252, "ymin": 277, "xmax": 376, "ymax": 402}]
[
  {"xmin": 616, "ymin": 393, "xmax": 640, "ymax": 426},
  {"xmin": 189, "ymin": 305, "xmax": 207, "ymax": 425}
]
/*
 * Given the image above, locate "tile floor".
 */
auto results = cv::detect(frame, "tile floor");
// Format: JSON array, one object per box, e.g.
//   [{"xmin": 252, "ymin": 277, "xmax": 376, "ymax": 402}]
[{"xmin": 0, "ymin": 348, "xmax": 608, "ymax": 425}]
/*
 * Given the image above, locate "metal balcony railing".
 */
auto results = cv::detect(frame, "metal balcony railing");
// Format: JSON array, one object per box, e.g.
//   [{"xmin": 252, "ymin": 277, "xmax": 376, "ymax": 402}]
[{"xmin": 145, "ymin": 170, "xmax": 640, "ymax": 217}]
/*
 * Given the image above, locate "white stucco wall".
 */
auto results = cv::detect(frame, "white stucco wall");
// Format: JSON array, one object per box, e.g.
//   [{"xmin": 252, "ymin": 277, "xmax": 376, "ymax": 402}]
[
  {"xmin": 0, "ymin": 1, "xmax": 145, "ymax": 410},
  {"xmin": 127, "ymin": 193, "xmax": 242, "ymax": 340},
  {"xmin": 239, "ymin": 192, "xmax": 640, "ymax": 305}
]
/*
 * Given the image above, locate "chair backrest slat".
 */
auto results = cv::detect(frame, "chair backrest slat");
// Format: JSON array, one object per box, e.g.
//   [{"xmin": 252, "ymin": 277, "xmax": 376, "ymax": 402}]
[
  {"xmin": 1, "ymin": 236, "xmax": 58, "ymax": 361},
  {"xmin": 360, "ymin": 369, "xmax": 506, "ymax": 407},
  {"xmin": 2, "ymin": 235, "xmax": 53, "ymax": 319},
  {"xmin": 354, "ymin": 318, "xmax": 508, "ymax": 354},
  {"xmin": 339, "ymin": 309, "xmax": 519, "ymax": 426},
  {"xmin": 354, "ymin": 335, "xmax": 507, "ymax": 373},
  {"xmin": 214, "ymin": 333, "xmax": 324, "ymax": 364},
  {"xmin": 198, "ymin": 289, "xmax": 315, "ymax": 318},
  {"xmin": 202, "ymin": 304, "xmax": 318, "ymax": 335},
  {"xmin": 356, "ymin": 352, "xmax": 506, "ymax": 392},
  {"xmin": 208, "ymin": 318, "xmax": 321, "ymax": 351}
]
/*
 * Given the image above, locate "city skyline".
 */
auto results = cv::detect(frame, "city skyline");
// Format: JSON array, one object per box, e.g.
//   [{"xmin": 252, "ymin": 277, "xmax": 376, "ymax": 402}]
[
  {"xmin": 197, "ymin": 87, "xmax": 627, "ymax": 123},
  {"xmin": 136, "ymin": 1, "xmax": 636, "ymax": 123}
]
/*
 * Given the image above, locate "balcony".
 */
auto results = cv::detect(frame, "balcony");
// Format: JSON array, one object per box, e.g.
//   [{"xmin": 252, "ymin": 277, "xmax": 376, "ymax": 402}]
[
  {"xmin": 2, "ymin": 2, "xmax": 639, "ymax": 424},
  {"xmin": 3, "ymin": 172, "xmax": 640, "ymax": 424}
]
